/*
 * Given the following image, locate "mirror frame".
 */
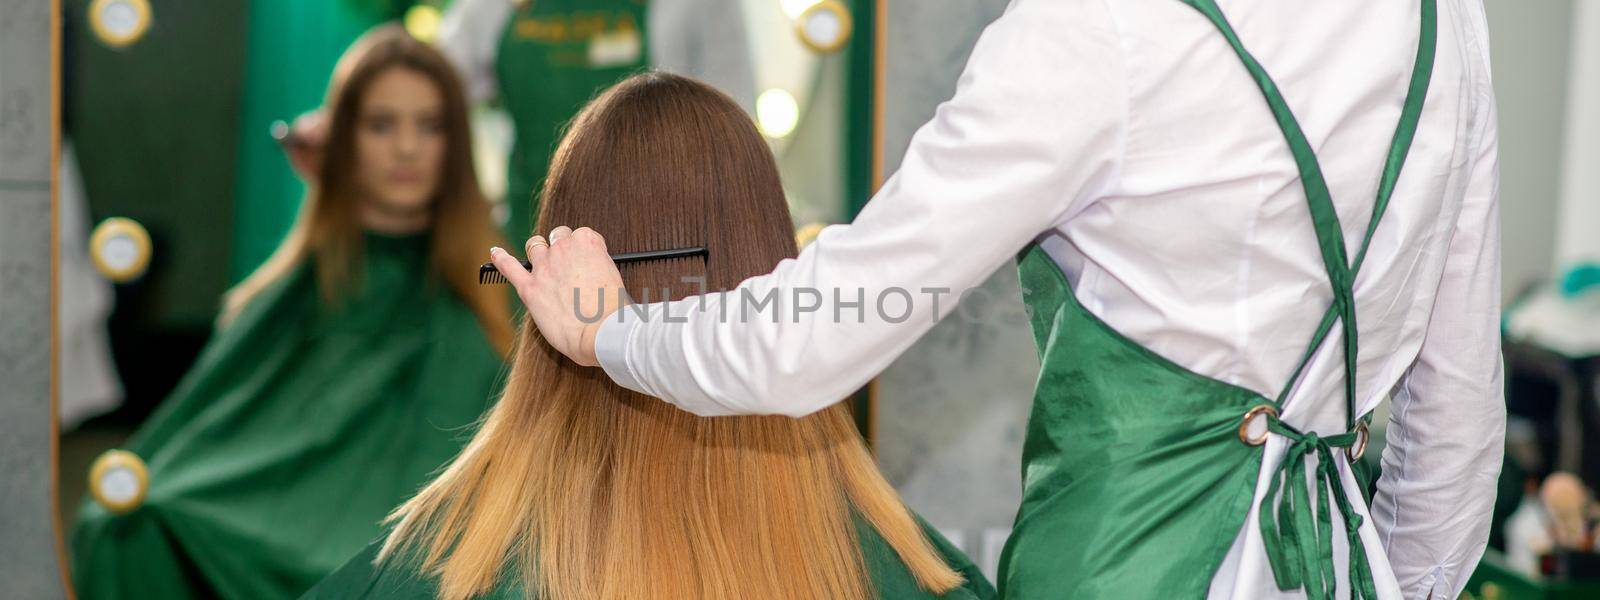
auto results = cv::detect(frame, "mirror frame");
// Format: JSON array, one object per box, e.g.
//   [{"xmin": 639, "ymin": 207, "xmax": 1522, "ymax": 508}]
[
  {"xmin": 848, "ymin": 0, "xmax": 886, "ymax": 445},
  {"xmin": 51, "ymin": 0, "xmax": 72, "ymax": 594}
]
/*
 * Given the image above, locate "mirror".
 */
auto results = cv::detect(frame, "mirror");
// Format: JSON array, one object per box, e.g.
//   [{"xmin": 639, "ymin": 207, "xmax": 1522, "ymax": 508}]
[{"xmin": 47, "ymin": 0, "xmax": 877, "ymax": 597}]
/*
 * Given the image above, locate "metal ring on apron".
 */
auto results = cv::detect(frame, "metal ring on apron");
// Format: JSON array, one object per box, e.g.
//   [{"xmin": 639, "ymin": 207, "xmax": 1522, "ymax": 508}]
[
  {"xmin": 1238, "ymin": 405, "xmax": 1279, "ymax": 446},
  {"xmin": 1346, "ymin": 420, "xmax": 1369, "ymax": 461}
]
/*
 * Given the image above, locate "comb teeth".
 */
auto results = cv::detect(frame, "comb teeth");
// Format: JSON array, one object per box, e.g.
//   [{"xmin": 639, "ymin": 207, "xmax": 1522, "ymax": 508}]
[
  {"xmin": 477, "ymin": 248, "xmax": 708, "ymax": 285},
  {"xmin": 477, "ymin": 264, "xmax": 508, "ymax": 285}
]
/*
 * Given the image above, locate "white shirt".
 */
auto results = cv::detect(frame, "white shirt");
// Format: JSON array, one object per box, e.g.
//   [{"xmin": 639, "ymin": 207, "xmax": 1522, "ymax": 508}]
[{"xmin": 595, "ymin": 0, "xmax": 1506, "ymax": 598}]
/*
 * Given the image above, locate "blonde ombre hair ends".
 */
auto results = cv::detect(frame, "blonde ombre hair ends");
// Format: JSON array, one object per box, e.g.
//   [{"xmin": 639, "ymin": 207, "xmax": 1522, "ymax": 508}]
[{"xmin": 380, "ymin": 73, "xmax": 964, "ymax": 599}]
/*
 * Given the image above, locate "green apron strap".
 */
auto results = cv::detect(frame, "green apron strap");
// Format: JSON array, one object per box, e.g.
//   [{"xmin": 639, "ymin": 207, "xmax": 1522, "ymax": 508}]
[
  {"xmin": 1175, "ymin": 0, "xmax": 1362, "ymax": 425},
  {"xmin": 1005, "ymin": 3, "xmax": 1438, "ymax": 596},
  {"xmin": 1269, "ymin": 0, "xmax": 1438, "ymax": 427},
  {"xmin": 1178, "ymin": 0, "xmax": 1437, "ymax": 433},
  {"xmin": 1172, "ymin": 2, "xmax": 1438, "ymax": 599}
]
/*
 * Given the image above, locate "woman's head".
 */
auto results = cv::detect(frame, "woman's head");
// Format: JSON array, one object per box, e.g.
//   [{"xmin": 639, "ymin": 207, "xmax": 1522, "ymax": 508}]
[
  {"xmin": 346, "ymin": 65, "xmax": 446, "ymax": 225},
  {"xmin": 224, "ymin": 25, "xmax": 511, "ymax": 353},
  {"xmin": 321, "ymin": 25, "xmax": 474, "ymax": 233},
  {"xmin": 382, "ymin": 73, "xmax": 963, "ymax": 600},
  {"xmin": 536, "ymin": 71, "xmax": 796, "ymax": 296}
]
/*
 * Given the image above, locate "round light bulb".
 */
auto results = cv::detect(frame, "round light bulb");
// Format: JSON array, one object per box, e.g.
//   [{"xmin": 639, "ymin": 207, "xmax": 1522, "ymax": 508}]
[
  {"xmin": 100, "ymin": 467, "xmax": 141, "ymax": 504},
  {"xmin": 404, "ymin": 5, "xmax": 442, "ymax": 43},
  {"xmin": 88, "ymin": 450, "xmax": 150, "ymax": 514},
  {"xmin": 756, "ymin": 88, "xmax": 800, "ymax": 139},
  {"xmin": 102, "ymin": 3, "xmax": 140, "ymax": 36},
  {"xmin": 89, "ymin": 217, "xmax": 153, "ymax": 282},
  {"xmin": 794, "ymin": 1, "xmax": 853, "ymax": 54},
  {"xmin": 89, "ymin": 0, "xmax": 153, "ymax": 48}
]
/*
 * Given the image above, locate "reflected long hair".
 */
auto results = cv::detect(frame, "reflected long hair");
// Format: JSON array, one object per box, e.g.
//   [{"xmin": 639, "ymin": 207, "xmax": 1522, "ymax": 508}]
[
  {"xmin": 221, "ymin": 25, "xmax": 512, "ymax": 353},
  {"xmin": 380, "ymin": 73, "xmax": 964, "ymax": 600}
]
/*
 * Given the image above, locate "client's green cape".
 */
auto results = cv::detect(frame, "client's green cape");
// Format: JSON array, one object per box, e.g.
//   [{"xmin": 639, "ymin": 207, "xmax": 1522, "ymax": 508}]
[
  {"xmin": 305, "ymin": 515, "xmax": 997, "ymax": 599},
  {"xmin": 71, "ymin": 233, "xmax": 507, "ymax": 600}
]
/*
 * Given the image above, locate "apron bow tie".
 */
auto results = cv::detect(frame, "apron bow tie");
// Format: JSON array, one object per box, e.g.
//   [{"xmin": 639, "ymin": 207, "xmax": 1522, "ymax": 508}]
[{"xmin": 1257, "ymin": 417, "xmax": 1378, "ymax": 600}]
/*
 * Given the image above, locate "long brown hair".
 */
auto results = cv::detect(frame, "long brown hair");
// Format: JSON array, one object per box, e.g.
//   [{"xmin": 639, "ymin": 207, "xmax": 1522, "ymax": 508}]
[
  {"xmin": 381, "ymin": 73, "xmax": 964, "ymax": 600},
  {"xmin": 222, "ymin": 25, "xmax": 512, "ymax": 354}
]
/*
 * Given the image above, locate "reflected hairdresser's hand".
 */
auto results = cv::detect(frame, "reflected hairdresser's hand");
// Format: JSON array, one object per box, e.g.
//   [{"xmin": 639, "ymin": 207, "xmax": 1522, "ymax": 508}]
[
  {"xmin": 281, "ymin": 110, "xmax": 327, "ymax": 181},
  {"xmin": 490, "ymin": 226, "xmax": 627, "ymax": 367}
]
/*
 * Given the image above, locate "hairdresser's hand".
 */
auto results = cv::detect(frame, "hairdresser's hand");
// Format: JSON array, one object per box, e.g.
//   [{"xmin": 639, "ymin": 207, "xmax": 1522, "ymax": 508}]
[
  {"xmin": 280, "ymin": 110, "xmax": 327, "ymax": 181},
  {"xmin": 490, "ymin": 226, "xmax": 627, "ymax": 367}
]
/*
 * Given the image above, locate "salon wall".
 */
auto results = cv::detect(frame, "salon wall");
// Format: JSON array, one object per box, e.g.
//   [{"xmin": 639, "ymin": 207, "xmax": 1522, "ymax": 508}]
[
  {"xmin": 1483, "ymin": 0, "xmax": 1576, "ymax": 292},
  {"xmin": 1554, "ymin": 1, "xmax": 1600, "ymax": 267},
  {"xmin": 872, "ymin": 0, "xmax": 1025, "ymax": 581},
  {"xmin": 0, "ymin": 0, "xmax": 67, "ymax": 596}
]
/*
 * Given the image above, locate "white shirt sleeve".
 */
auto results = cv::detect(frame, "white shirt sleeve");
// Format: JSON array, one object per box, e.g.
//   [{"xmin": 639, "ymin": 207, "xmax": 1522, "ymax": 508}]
[
  {"xmin": 436, "ymin": 0, "xmax": 513, "ymax": 104},
  {"xmin": 595, "ymin": 0, "xmax": 1127, "ymax": 417},
  {"xmin": 1370, "ymin": 64, "xmax": 1505, "ymax": 599}
]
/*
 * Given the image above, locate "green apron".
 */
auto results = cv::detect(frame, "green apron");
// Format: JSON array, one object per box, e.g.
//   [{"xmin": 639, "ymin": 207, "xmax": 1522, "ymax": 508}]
[
  {"xmin": 997, "ymin": 1, "xmax": 1437, "ymax": 598},
  {"xmin": 301, "ymin": 515, "xmax": 998, "ymax": 599},
  {"xmin": 495, "ymin": 0, "xmax": 649, "ymax": 241},
  {"xmin": 71, "ymin": 233, "xmax": 506, "ymax": 600}
]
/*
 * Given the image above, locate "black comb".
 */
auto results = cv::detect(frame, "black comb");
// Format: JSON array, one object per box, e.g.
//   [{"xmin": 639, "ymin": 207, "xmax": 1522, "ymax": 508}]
[{"xmin": 478, "ymin": 246, "xmax": 709, "ymax": 284}]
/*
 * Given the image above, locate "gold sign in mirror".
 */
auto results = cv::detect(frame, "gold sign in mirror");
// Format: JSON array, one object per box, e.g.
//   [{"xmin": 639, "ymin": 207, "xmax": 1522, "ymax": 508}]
[
  {"xmin": 795, "ymin": 0, "xmax": 852, "ymax": 54},
  {"xmin": 88, "ymin": 217, "xmax": 152, "ymax": 282},
  {"xmin": 88, "ymin": 0, "xmax": 152, "ymax": 49}
]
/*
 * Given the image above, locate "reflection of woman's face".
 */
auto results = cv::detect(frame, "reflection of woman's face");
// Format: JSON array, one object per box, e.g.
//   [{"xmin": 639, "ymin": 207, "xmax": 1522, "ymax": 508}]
[{"xmin": 354, "ymin": 67, "xmax": 445, "ymax": 227}]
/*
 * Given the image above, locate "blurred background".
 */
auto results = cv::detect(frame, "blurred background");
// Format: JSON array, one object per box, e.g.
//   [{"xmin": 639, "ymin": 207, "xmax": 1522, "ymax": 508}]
[{"xmin": 31, "ymin": 0, "xmax": 1600, "ymax": 597}]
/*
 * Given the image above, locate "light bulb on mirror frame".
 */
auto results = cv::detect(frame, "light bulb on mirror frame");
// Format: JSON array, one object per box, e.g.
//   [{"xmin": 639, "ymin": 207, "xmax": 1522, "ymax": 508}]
[
  {"xmin": 794, "ymin": 0, "xmax": 852, "ymax": 55},
  {"xmin": 89, "ymin": 0, "xmax": 153, "ymax": 49},
  {"xmin": 404, "ymin": 5, "xmax": 443, "ymax": 42},
  {"xmin": 757, "ymin": 88, "xmax": 801, "ymax": 139},
  {"xmin": 88, "ymin": 450, "xmax": 149, "ymax": 515},
  {"xmin": 89, "ymin": 217, "xmax": 153, "ymax": 283}
]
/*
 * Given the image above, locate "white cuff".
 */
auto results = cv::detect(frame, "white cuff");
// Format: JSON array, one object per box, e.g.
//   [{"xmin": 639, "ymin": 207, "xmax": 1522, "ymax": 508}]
[{"xmin": 595, "ymin": 315, "xmax": 648, "ymax": 396}]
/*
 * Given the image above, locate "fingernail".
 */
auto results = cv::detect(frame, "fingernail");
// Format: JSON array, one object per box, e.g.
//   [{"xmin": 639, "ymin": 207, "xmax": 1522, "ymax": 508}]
[{"xmin": 490, "ymin": 246, "xmax": 503, "ymax": 256}]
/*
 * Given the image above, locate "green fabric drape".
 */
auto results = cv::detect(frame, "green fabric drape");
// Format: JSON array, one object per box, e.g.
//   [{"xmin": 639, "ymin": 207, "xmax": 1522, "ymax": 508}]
[
  {"xmin": 493, "ymin": 0, "xmax": 649, "ymax": 241},
  {"xmin": 71, "ymin": 233, "xmax": 507, "ymax": 600},
  {"xmin": 997, "ymin": 1, "xmax": 1436, "ymax": 597},
  {"xmin": 302, "ymin": 514, "xmax": 996, "ymax": 599}
]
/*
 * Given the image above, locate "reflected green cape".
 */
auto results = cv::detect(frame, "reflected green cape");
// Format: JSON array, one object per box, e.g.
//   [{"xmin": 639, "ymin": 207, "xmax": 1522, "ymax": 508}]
[
  {"xmin": 304, "ymin": 515, "xmax": 996, "ymax": 599},
  {"xmin": 71, "ymin": 233, "xmax": 507, "ymax": 600}
]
